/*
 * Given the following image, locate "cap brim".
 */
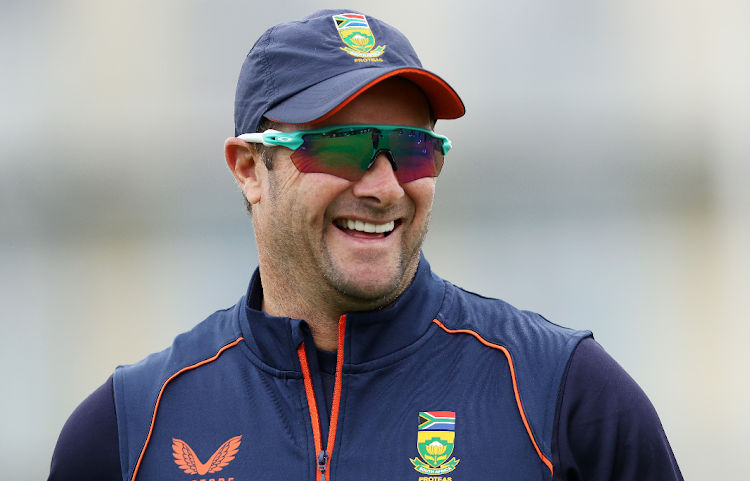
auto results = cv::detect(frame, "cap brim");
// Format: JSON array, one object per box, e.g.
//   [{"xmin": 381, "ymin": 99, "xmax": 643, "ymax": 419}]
[{"xmin": 265, "ymin": 67, "xmax": 465, "ymax": 126}]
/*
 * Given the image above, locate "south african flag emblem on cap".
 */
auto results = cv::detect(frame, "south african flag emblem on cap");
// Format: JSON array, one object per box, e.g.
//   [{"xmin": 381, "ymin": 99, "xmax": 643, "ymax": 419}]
[
  {"xmin": 410, "ymin": 411, "xmax": 460, "ymax": 475},
  {"xmin": 332, "ymin": 13, "xmax": 386, "ymax": 59}
]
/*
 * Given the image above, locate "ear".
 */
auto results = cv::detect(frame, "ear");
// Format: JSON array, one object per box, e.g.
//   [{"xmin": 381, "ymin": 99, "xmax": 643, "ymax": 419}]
[{"xmin": 225, "ymin": 137, "xmax": 263, "ymax": 205}]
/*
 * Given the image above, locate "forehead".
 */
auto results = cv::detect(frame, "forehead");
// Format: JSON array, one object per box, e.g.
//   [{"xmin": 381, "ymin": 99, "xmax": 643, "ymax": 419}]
[{"xmin": 292, "ymin": 77, "xmax": 433, "ymax": 131}]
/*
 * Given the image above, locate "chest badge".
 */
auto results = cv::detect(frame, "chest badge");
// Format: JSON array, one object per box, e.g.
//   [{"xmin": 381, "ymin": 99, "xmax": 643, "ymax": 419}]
[
  {"xmin": 410, "ymin": 412, "xmax": 460, "ymax": 475},
  {"xmin": 172, "ymin": 435, "xmax": 242, "ymax": 476}
]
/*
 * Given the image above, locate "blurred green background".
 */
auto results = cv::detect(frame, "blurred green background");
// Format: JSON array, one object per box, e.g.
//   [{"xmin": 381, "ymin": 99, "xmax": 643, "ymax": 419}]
[{"xmin": 1, "ymin": 0, "xmax": 748, "ymax": 479}]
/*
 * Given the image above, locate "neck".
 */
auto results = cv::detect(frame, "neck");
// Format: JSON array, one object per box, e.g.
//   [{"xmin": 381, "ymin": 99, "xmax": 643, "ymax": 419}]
[
  {"xmin": 260, "ymin": 282, "xmax": 342, "ymax": 352},
  {"xmin": 257, "ymin": 260, "xmax": 417, "ymax": 352}
]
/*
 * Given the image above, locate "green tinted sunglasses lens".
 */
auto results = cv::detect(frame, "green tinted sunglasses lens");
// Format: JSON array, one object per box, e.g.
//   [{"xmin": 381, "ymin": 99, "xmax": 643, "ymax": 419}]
[
  {"xmin": 291, "ymin": 129, "xmax": 373, "ymax": 181},
  {"xmin": 385, "ymin": 129, "xmax": 444, "ymax": 183},
  {"xmin": 290, "ymin": 127, "xmax": 445, "ymax": 182}
]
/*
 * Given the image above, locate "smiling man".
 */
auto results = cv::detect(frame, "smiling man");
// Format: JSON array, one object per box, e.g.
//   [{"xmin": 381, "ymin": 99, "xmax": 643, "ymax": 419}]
[
  {"xmin": 226, "ymin": 78, "xmax": 437, "ymax": 351},
  {"xmin": 49, "ymin": 10, "xmax": 683, "ymax": 481}
]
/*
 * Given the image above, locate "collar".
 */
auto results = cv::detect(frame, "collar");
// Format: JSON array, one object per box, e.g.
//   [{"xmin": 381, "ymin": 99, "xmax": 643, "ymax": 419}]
[{"xmin": 237, "ymin": 253, "xmax": 447, "ymax": 372}]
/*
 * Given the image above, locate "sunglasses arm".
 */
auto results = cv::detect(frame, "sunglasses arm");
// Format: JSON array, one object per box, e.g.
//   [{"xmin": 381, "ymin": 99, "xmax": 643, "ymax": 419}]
[
  {"xmin": 441, "ymin": 138, "xmax": 452, "ymax": 155},
  {"xmin": 238, "ymin": 129, "xmax": 283, "ymax": 147},
  {"xmin": 239, "ymin": 126, "xmax": 449, "ymax": 154}
]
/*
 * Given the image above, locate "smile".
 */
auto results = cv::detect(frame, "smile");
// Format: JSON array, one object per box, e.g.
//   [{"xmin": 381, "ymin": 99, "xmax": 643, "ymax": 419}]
[{"xmin": 335, "ymin": 218, "xmax": 396, "ymax": 235}]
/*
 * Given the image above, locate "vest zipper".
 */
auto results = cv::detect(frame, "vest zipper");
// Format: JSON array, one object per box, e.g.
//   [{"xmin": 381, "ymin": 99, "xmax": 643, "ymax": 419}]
[
  {"xmin": 318, "ymin": 450, "xmax": 329, "ymax": 481},
  {"xmin": 297, "ymin": 315, "xmax": 346, "ymax": 481}
]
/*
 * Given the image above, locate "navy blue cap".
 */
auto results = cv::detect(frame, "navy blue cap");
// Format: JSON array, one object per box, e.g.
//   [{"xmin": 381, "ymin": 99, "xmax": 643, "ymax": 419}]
[{"xmin": 234, "ymin": 9, "xmax": 465, "ymax": 136}]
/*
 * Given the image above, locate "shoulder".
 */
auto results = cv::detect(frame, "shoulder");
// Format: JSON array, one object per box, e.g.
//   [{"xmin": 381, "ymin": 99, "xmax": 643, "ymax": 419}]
[
  {"xmin": 113, "ymin": 304, "xmax": 243, "ymax": 427},
  {"xmin": 437, "ymin": 281, "xmax": 591, "ymax": 367},
  {"xmin": 553, "ymin": 338, "xmax": 683, "ymax": 480},
  {"xmin": 48, "ymin": 376, "xmax": 122, "ymax": 481},
  {"xmin": 112, "ymin": 302, "xmax": 245, "ymax": 480},
  {"xmin": 115, "ymin": 302, "xmax": 243, "ymax": 386},
  {"xmin": 436, "ymin": 281, "xmax": 592, "ymax": 462}
]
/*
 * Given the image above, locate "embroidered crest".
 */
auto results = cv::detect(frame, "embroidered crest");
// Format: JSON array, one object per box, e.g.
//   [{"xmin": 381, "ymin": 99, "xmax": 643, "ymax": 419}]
[
  {"xmin": 332, "ymin": 13, "xmax": 386, "ymax": 59},
  {"xmin": 410, "ymin": 412, "xmax": 460, "ymax": 475},
  {"xmin": 172, "ymin": 435, "xmax": 242, "ymax": 475}
]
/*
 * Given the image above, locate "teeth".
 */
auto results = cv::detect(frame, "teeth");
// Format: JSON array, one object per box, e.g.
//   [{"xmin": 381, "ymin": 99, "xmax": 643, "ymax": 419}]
[{"xmin": 338, "ymin": 219, "xmax": 395, "ymax": 234}]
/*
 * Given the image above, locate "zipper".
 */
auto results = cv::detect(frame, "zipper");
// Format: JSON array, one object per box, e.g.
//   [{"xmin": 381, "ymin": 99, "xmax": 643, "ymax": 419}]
[
  {"xmin": 317, "ymin": 450, "xmax": 329, "ymax": 481},
  {"xmin": 297, "ymin": 315, "xmax": 346, "ymax": 481}
]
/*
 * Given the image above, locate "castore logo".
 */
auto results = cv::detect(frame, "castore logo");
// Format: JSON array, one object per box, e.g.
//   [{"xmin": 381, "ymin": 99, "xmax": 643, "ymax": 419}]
[{"xmin": 172, "ymin": 435, "xmax": 242, "ymax": 477}]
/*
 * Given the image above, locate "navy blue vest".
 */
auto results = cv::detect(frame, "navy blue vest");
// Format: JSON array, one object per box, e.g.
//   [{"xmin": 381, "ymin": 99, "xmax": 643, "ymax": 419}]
[{"xmin": 114, "ymin": 255, "xmax": 591, "ymax": 480}]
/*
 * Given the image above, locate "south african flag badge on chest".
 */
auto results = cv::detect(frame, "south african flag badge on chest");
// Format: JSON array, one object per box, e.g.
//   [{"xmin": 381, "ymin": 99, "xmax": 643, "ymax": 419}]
[{"xmin": 410, "ymin": 411, "xmax": 460, "ymax": 475}]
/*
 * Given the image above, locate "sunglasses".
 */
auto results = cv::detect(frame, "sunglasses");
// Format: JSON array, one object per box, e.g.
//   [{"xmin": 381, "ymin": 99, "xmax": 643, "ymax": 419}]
[{"xmin": 238, "ymin": 124, "xmax": 451, "ymax": 182}]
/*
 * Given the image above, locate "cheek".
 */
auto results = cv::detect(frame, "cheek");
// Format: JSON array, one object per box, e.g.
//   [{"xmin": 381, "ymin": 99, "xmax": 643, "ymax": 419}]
[
  {"xmin": 299, "ymin": 173, "xmax": 353, "ymax": 212},
  {"xmin": 405, "ymin": 178, "xmax": 436, "ymax": 214}
]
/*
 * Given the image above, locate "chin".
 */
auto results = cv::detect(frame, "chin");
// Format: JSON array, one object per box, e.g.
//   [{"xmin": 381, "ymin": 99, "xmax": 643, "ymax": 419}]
[
  {"xmin": 325, "ymin": 266, "xmax": 403, "ymax": 303},
  {"xmin": 338, "ymin": 274, "xmax": 400, "ymax": 299},
  {"xmin": 328, "ymin": 255, "xmax": 421, "ymax": 307}
]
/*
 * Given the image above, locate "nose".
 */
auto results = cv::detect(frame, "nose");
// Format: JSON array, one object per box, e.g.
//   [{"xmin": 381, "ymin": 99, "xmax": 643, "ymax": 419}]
[{"xmin": 351, "ymin": 153, "xmax": 404, "ymax": 207}]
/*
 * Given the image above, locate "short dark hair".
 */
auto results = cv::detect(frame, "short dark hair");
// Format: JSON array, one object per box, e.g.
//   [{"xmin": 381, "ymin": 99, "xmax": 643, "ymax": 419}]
[
  {"xmin": 243, "ymin": 117, "xmax": 278, "ymax": 216},
  {"xmin": 255, "ymin": 117, "xmax": 280, "ymax": 171}
]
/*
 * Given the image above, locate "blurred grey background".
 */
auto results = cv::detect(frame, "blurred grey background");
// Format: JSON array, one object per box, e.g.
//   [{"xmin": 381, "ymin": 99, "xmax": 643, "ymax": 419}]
[{"xmin": 1, "ymin": 0, "xmax": 748, "ymax": 479}]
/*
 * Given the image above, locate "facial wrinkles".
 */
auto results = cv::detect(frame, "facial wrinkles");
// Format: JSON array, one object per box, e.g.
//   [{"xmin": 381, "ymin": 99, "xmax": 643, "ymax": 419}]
[
  {"xmin": 260, "ymin": 167, "xmax": 360, "ymax": 310},
  {"xmin": 262, "ymin": 169, "xmax": 318, "ymax": 277}
]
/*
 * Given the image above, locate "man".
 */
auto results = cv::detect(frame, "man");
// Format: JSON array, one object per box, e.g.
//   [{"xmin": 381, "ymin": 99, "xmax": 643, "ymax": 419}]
[{"xmin": 49, "ymin": 9, "xmax": 683, "ymax": 481}]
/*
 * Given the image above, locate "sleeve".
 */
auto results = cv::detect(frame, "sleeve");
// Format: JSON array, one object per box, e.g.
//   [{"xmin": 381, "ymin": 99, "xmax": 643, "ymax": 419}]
[
  {"xmin": 48, "ymin": 374, "xmax": 123, "ymax": 481},
  {"xmin": 551, "ymin": 338, "xmax": 683, "ymax": 481}
]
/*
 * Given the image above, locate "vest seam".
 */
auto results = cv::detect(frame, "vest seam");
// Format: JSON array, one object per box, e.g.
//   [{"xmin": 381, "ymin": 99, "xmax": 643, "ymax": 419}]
[
  {"xmin": 130, "ymin": 336, "xmax": 244, "ymax": 481},
  {"xmin": 431, "ymin": 319, "xmax": 555, "ymax": 477}
]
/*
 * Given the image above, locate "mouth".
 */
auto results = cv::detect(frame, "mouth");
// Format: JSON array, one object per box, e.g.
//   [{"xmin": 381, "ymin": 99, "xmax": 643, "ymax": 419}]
[{"xmin": 334, "ymin": 218, "xmax": 398, "ymax": 238}]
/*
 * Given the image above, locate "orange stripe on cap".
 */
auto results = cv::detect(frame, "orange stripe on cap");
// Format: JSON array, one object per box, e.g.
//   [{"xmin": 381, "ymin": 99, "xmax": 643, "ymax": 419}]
[
  {"xmin": 272, "ymin": 68, "xmax": 465, "ymax": 127},
  {"xmin": 432, "ymin": 319, "xmax": 555, "ymax": 476},
  {"xmin": 131, "ymin": 337, "xmax": 244, "ymax": 481}
]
